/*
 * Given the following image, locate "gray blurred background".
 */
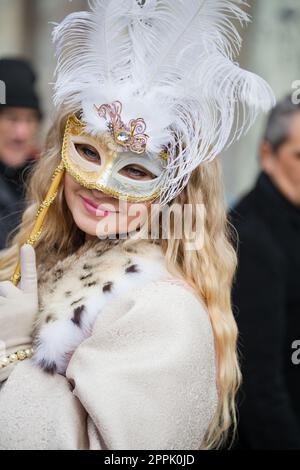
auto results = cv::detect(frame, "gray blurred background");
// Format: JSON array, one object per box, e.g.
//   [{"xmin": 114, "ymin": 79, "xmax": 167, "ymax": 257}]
[{"xmin": 0, "ymin": 0, "xmax": 299, "ymax": 205}]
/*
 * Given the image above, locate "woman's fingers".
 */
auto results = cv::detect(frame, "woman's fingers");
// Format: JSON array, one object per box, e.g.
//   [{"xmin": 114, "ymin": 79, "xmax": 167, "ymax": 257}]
[
  {"xmin": 20, "ymin": 244, "xmax": 38, "ymax": 294},
  {"xmin": 0, "ymin": 281, "xmax": 20, "ymax": 298},
  {"xmin": 0, "ymin": 245, "xmax": 37, "ymax": 300}
]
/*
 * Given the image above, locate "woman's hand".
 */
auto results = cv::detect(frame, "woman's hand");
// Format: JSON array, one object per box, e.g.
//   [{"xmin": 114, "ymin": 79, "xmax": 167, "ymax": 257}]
[{"xmin": 0, "ymin": 244, "xmax": 38, "ymax": 354}]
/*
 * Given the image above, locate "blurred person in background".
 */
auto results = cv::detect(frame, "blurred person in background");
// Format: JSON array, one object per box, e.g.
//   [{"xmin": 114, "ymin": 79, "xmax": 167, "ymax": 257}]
[
  {"xmin": 0, "ymin": 58, "xmax": 42, "ymax": 250},
  {"xmin": 229, "ymin": 95, "xmax": 300, "ymax": 449}
]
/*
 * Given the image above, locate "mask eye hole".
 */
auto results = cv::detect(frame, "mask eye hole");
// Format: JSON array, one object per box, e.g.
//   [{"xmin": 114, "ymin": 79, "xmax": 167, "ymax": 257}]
[
  {"xmin": 119, "ymin": 164, "xmax": 156, "ymax": 181},
  {"xmin": 75, "ymin": 144, "xmax": 101, "ymax": 164}
]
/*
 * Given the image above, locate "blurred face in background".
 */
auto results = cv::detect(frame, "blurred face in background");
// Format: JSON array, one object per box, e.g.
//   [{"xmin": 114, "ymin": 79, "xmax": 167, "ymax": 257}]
[
  {"xmin": 0, "ymin": 107, "xmax": 40, "ymax": 168},
  {"xmin": 260, "ymin": 112, "xmax": 300, "ymax": 207}
]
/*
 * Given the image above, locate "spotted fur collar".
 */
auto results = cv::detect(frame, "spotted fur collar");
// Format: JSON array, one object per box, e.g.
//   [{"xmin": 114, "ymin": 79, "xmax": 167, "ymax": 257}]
[{"xmin": 33, "ymin": 238, "xmax": 173, "ymax": 374}]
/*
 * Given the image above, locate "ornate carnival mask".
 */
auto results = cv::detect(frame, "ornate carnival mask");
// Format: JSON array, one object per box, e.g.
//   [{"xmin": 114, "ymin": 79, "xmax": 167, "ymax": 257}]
[{"xmin": 62, "ymin": 102, "xmax": 168, "ymax": 202}]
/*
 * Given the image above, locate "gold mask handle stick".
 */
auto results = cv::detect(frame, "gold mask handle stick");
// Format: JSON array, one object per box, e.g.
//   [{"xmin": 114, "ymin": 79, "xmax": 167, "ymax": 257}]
[{"xmin": 11, "ymin": 162, "xmax": 65, "ymax": 286}]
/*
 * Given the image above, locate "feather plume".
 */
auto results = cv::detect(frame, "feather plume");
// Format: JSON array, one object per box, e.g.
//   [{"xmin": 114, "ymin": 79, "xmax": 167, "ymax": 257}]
[{"xmin": 52, "ymin": 0, "xmax": 276, "ymax": 205}]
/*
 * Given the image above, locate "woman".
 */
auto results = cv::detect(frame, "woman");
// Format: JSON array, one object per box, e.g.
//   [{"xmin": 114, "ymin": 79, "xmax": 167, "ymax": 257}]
[{"xmin": 0, "ymin": 0, "xmax": 274, "ymax": 450}]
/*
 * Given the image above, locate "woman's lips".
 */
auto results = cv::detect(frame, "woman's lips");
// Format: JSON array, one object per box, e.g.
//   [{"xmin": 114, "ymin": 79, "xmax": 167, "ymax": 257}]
[{"xmin": 80, "ymin": 195, "xmax": 119, "ymax": 217}]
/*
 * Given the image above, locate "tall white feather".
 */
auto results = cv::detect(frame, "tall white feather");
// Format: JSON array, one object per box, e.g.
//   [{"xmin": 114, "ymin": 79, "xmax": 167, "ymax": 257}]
[{"xmin": 52, "ymin": 0, "xmax": 276, "ymax": 205}]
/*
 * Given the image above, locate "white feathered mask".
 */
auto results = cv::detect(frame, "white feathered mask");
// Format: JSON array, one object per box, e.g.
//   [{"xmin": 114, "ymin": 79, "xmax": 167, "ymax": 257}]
[{"xmin": 52, "ymin": 0, "xmax": 275, "ymax": 204}]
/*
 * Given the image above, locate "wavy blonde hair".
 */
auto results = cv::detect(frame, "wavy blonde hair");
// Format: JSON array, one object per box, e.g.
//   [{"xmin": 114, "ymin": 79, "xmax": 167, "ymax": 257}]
[{"xmin": 0, "ymin": 110, "xmax": 241, "ymax": 449}]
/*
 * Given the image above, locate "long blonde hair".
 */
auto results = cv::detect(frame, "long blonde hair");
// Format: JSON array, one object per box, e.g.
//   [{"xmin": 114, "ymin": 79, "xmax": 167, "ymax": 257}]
[{"xmin": 0, "ymin": 110, "xmax": 241, "ymax": 449}]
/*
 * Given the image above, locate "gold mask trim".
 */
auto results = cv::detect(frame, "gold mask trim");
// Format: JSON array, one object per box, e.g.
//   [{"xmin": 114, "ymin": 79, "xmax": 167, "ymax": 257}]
[{"xmin": 62, "ymin": 115, "xmax": 163, "ymax": 203}]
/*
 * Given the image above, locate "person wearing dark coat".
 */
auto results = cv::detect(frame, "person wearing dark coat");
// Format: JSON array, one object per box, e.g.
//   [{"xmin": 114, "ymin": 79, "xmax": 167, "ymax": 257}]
[
  {"xmin": 0, "ymin": 58, "xmax": 42, "ymax": 250},
  {"xmin": 229, "ymin": 95, "xmax": 300, "ymax": 449},
  {"xmin": 0, "ymin": 160, "xmax": 35, "ymax": 249}
]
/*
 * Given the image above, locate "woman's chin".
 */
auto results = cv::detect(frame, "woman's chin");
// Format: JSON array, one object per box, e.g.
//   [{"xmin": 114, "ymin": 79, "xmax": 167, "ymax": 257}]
[{"xmin": 74, "ymin": 212, "xmax": 119, "ymax": 238}]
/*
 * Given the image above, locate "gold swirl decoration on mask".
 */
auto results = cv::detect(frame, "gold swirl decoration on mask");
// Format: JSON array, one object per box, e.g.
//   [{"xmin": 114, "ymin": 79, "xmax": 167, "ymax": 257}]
[{"xmin": 94, "ymin": 101, "xmax": 149, "ymax": 155}]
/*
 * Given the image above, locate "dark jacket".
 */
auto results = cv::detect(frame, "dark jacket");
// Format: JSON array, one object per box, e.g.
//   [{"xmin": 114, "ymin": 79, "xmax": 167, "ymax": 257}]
[
  {"xmin": 0, "ymin": 160, "xmax": 34, "ymax": 250},
  {"xmin": 229, "ymin": 171, "xmax": 300, "ymax": 449}
]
